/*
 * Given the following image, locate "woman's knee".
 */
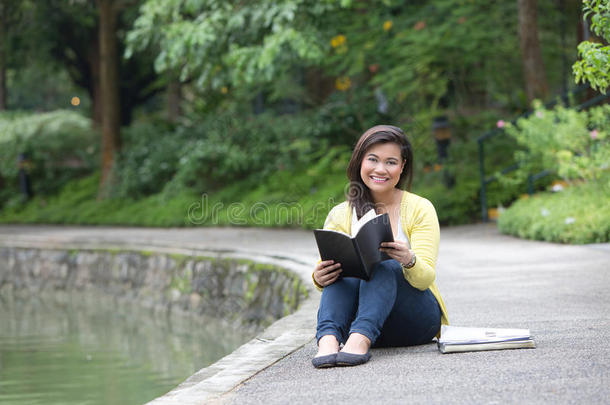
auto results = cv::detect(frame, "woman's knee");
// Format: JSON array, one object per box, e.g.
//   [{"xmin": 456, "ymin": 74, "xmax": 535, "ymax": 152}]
[
  {"xmin": 321, "ymin": 277, "xmax": 360, "ymax": 300},
  {"xmin": 318, "ymin": 278, "xmax": 360, "ymax": 319},
  {"xmin": 370, "ymin": 260, "xmax": 403, "ymax": 286}
]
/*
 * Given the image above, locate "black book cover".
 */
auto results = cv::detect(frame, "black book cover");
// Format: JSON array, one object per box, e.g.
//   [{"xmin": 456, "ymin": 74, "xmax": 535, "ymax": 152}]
[{"xmin": 313, "ymin": 213, "xmax": 394, "ymax": 280}]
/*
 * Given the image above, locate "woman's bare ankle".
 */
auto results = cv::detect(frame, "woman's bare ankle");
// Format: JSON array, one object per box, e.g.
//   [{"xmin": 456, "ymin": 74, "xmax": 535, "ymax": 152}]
[
  {"xmin": 341, "ymin": 333, "xmax": 371, "ymax": 355},
  {"xmin": 315, "ymin": 335, "xmax": 339, "ymax": 357}
]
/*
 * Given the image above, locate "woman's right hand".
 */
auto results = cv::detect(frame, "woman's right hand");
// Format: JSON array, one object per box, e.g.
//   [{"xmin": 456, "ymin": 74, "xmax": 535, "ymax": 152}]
[{"xmin": 313, "ymin": 260, "xmax": 342, "ymax": 287}]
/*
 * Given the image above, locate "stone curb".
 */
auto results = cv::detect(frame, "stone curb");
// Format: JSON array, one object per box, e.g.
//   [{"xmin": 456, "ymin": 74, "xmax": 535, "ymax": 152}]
[{"xmin": 0, "ymin": 239, "xmax": 319, "ymax": 404}]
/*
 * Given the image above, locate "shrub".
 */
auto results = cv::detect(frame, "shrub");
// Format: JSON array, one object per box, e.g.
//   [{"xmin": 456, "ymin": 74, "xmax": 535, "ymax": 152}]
[
  {"xmin": 162, "ymin": 109, "xmax": 336, "ymax": 196},
  {"xmin": 498, "ymin": 175, "xmax": 610, "ymax": 244},
  {"xmin": 0, "ymin": 110, "xmax": 98, "ymax": 208},
  {"xmin": 415, "ymin": 177, "xmax": 480, "ymax": 226},
  {"xmin": 112, "ymin": 120, "xmax": 185, "ymax": 199},
  {"xmin": 503, "ymin": 103, "xmax": 610, "ymax": 184},
  {"xmin": 412, "ymin": 137, "xmax": 501, "ymax": 226},
  {"xmin": 0, "ymin": 148, "xmax": 350, "ymax": 229},
  {"xmin": 496, "ymin": 103, "xmax": 610, "ymax": 243}
]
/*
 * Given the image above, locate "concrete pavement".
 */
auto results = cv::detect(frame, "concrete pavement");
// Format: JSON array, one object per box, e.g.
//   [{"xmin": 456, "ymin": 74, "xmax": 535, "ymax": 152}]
[
  {"xmin": 0, "ymin": 224, "xmax": 608, "ymax": 404},
  {"xmin": 225, "ymin": 225, "xmax": 610, "ymax": 404}
]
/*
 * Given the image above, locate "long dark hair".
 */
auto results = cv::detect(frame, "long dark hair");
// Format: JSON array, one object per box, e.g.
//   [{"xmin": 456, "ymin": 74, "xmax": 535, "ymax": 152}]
[{"xmin": 346, "ymin": 125, "xmax": 413, "ymax": 218}]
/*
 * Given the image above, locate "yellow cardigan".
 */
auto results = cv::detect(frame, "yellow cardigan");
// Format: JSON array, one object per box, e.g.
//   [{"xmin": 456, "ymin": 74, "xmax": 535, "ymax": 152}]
[{"xmin": 313, "ymin": 191, "xmax": 449, "ymax": 327}]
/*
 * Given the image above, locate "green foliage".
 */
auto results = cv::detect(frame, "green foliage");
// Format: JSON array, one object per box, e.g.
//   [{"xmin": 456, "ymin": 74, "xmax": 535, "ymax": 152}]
[
  {"xmin": 1, "ymin": 0, "xmax": 590, "ymax": 236},
  {"xmin": 6, "ymin": 62, "xmax": 89, "ymax": 111},
  {"xmin": 410, "ymin": 126, "xmax": 530, "ymax": 226},
  {"xmin": 323, "ymin": 1, "xmax": 524, "ymax": 111},
  {"xmin": 574, "ymin": 42, "xmax": 610, "ymax": 94},
  {"xmin": 126, "ymin": 0, "xmax": 342, "ymax": 94},
  {"xmin": 414, "ymin": 177, "xmax": 480, "ymax": 226},
  {"xmin": 503, "ymin": 103, "xmax": 610, "ymax": 184},
  {"xmin": 498, "ymin": 101, "xmax": 610, "ymax": 244},
  {"xmin": 165, "ymin": 108, "xmax": 349, "ymax": 195},
  {"xmin": 112, "ymin": 121, "xmax": 185, "ymax": 198},
  {"xmin": 0, "ymin": 110, "xmax": 98, "ymax": 207},
  {"xmin": 110, "ymin": 107, "xmax": 341, "ymax": 198},
  {"xmin": 498, "ymin": 175, "xmax": 610, "ymax": 244},
  {"xmin": 0, "ymin": 149, "xmax": 348, "ymax": 229},
  {"xmin": 573, "ymin": 0, "xmax": 610, "ymax": 93},
  {"xmin": 128, "ymin": 0, "xmax": 574, "ymax": 118},
  {"xmin": 0, "ymin": 173, "xmax": 198, "ymax": 226},
  {"xmin": 1, "ymin": 141, "xmax": 482, "ymax": 228}
]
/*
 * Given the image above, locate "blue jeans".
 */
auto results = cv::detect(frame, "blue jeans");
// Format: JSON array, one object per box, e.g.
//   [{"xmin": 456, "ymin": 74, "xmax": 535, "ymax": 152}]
[{"xmin": 316, "ymin": 260, "xmax": 441, "ymax": 347}]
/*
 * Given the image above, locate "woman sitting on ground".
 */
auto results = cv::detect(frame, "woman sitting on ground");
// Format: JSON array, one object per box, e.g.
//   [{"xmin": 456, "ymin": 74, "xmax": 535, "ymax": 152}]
[{"xmin": 312, "ymin": 125, "xmax": 449, "ymax": 368}]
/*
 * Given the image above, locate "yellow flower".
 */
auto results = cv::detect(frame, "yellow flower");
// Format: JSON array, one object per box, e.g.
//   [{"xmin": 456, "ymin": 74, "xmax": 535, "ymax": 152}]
[
  {"xmin": 335, "ymin": 76, "xmax": 351, "ymax": 91},
  {"xmin": 221, "ymin": 86, "xmax": 228, "ymax": 94},
  {"xmin": 330, "ymin": 34, "xmax": 346, "ymax": 48},
  {"xmin": 383, "ymin": 20, "xmax": 393, "ymax": 31}
]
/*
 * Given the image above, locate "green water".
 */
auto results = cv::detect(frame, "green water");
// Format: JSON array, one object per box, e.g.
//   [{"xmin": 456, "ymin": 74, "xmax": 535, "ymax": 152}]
[{"xmin": 0, "ymin": 291, "xmax": 255, "ymax": 405}]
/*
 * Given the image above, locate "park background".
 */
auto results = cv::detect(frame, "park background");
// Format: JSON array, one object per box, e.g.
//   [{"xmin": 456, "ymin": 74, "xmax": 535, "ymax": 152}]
[{"xmin": 0, "ymin": 0, "xmax": 609, "ymax": 244}]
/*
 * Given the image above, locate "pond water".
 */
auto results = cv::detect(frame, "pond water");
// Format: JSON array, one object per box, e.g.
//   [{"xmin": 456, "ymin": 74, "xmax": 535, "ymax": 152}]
[{"xmin": 0, "ymin": 290, "xmax": 256, "ymax": 405}]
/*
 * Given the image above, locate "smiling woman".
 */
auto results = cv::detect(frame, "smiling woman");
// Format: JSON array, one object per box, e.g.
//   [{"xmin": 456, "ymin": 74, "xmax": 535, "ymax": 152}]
[
  {"xmin": 311, "ymin": 125, "xmax": 449, "ymax": 368},
  {"xmin": 359, "ymin": 143, "xmax": 405, "ymax": 200},
  {"xmin": 346, "ymin": 126, "xmax": 414, "ymax": 220}
]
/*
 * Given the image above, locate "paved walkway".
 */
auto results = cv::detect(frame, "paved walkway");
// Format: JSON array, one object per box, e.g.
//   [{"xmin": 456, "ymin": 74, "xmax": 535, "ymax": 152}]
[{"xmin": 1, "ymin": 224, "xmax": 609, "ymax": 404}]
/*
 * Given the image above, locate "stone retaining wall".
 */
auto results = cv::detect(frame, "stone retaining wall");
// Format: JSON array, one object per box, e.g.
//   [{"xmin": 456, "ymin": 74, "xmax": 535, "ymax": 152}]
[{"xmin": 0, "ymin": 247, "xmax": 308, "ymax": 328}]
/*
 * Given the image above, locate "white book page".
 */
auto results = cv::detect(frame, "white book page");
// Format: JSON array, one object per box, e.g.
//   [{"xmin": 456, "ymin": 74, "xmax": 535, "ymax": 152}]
[
  {"xmin": 439, "ymin": 325, "xmax": 531, "ymax": 344},
  {"xmin": 351, "ymin": 208, "xmax": 380, "ymax": 237}
]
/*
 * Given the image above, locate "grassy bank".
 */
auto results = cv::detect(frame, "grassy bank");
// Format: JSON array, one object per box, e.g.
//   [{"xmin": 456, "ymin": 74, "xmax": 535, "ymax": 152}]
[
  {"xmin": 497, "ymin": 177, "xmax": 610, "ymax": 244},
  {"xmin": 0, "ymin": 151, "xmax": 349, "ymax": 229},
  {"xmin": 0, "ymin": 154, "xmax": 484, "ymax": 229}
]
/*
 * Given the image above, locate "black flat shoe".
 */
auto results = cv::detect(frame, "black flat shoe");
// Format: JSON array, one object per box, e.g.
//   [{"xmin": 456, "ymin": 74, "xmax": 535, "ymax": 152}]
[
  {"xmin": 312, "ymin": 353, "xmax": 338, "ymax": 368},
  {"xmin": 336, "ymin": 351, "xmax": 371, "ymax": 366}
]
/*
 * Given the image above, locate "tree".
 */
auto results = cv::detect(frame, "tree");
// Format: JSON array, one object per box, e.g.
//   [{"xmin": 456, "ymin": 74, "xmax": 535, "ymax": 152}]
[
  {"xmin": 97, "ymin": 0, "xmax": 122, "ymax": 196},
  {"xmin": 518, "ymin": 0, "xmax": 549, "ymax": 104},
  {"xmin": 573, "ymin": 0, "xmax": 610, "ymax": 93},
  {"xmin": 23, "ymin": 0, "xmax": 163, "ymax": 196},
  {"xmin": 126, "ymin": 0, "xmax": 342, "ymax": 103},
  {"xmin": 128, "ymin": 0, "xmax": 570, "ymax": 120},
  {"xmin": 35, "ymin": 1, "xmax": 160, "ymax": 127}
]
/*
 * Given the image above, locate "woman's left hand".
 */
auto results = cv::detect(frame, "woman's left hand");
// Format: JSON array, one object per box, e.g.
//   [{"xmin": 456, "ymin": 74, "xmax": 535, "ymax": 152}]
[{"xmin": 379, "ymin": 241, "xmax": 414, "ymax": 267}]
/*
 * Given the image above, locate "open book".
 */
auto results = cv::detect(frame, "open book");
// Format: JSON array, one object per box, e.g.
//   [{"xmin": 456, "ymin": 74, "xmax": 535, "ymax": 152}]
[
  {"xmin": 313, "ymin": 210, "xmax": 394, "ymax": 280},
  {"xmin": 438, "ymin": 325, "xmax": 536, "ymax": 354}
]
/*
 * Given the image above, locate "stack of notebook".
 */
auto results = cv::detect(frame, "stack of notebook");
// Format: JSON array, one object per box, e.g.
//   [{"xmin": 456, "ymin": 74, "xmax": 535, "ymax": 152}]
[{"xmin": 438, "ymin": 325, "xmax": 536, "ymax": 354}]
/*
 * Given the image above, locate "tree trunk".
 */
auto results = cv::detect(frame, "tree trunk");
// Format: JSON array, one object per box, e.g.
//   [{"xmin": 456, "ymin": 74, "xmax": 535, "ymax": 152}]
[
  {"xmin": 517, "ymin": 0, "xmax": 549, "ymax": 104},
  {"xmin": 166, "ymin": 78, "xmax": 182, "ymax": 122},
  {"xmin": 0, "ymin": 5, "xmax": 7, "ymax": 111},
  {"xmin": 97, "ymin": 0, "xmax": 121, "ymax": 198},
  {"xmin": 89, "ymin": 37, "xmax": 103, "ymax": 127}
]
